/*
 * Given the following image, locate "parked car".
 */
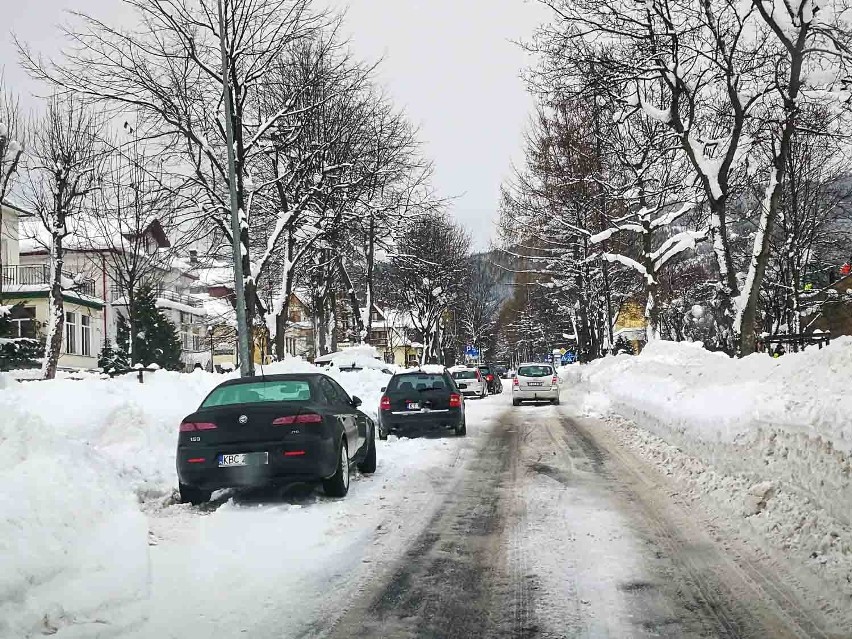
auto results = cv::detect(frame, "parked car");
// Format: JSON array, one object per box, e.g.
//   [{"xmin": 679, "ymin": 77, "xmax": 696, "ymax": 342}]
[
  {"xmin": 378, "ymin": 369, "xmax": 466, "ymax": 439},
  {"xmin": 477, "ymin": 364, "xmax": 504, "ymax": 394},
  {"xmin": 176, "ymin": 373, "xmax": 376, "ymax": 504},
  {"xmin": 494, "ymin": 364, "xmax": 509, "ymax": 378},
  {"xmin": 449, "ymin": 366, "xmax": 488, "ymax": 399},
  {"xmin": 512, "ymin": 363, "xmax": 560, "ymax": 406}
]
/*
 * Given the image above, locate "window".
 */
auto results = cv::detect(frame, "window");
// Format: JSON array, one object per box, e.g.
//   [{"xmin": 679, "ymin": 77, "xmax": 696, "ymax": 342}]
[
  {"xmin": 81, "ymin": 315, "xmax": 91, "ymax": 356},
  {"xmin": 451, "ymin": 370, "xmax": 478, "ymax": 380},
  {"xmin": 387, "ymin": 373, "xmax": 447, "ymax": 393},
  {"xmin": 517, "ymin": 365, "xmax": 553, "ymax": 378},
  {"xmin": 9, "ymin": 306, "xmax": 37, "ymax": 339},
  {"xmin": 65, "ymin": 312, "xmax": 77, "ymax": 354},
  {"xmin": 318, "ymin": 377, "xmax": 350, "ymax": 405},
  {"xmin": 201, "ymin": 380, "xmax": 312, "ymax": 407}
]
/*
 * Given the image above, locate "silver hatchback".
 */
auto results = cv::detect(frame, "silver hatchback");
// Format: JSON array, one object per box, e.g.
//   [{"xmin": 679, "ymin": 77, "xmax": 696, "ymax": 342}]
[
  {"xmin": 512, "ymin": 363, "xmax": 560, "ymax": 405},
  {"xmin": 450, "ymin": 367, "xmax": 488, "ymax": 398}
]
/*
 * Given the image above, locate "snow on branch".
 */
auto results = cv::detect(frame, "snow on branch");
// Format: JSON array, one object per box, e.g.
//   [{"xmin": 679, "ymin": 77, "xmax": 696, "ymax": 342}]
[{"xmin": 652, "ymin": 229, "xmax": 707, "ymax": 270}]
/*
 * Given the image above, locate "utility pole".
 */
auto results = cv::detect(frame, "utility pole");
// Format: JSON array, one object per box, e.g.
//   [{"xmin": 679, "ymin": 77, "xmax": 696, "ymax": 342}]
[{"xmin": 217, "ymin": 0, "xmax": 251, "ymax": 377}]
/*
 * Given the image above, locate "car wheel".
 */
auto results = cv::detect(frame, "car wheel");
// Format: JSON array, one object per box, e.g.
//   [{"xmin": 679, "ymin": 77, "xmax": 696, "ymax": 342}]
[
  {"xmin": 378, "ymin": 427, "xmax": 388, "ymax": 441},
  {"xmin": 323, "ymin": 438, "xmax": 350, "ymax": 497},
  {"xmin": 455, "ymin": 417, "xmax": 467, "ymax": 437},
  {"xmin": 179, "ymin": 483, "xmax": 211, "ymax": 505},
  {"xmin": 512, "ymin": 399, "xmax": 520, "ymax": 407},
  {"xmin": 357, "ymin": 428, "xmax": 377, "ymax": 474},
  {"xmin": 552, "ymin": 397, "xmax": 560, "ymax": 406}
]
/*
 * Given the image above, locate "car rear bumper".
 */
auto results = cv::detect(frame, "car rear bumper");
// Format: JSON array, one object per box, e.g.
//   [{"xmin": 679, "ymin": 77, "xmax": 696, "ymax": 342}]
[
  {"xmin": 176, "ymin": 436, "xmax": 338, "ymax": 490},
  {"xmin": 378, "ymin": 409, "xmax": 463, "ymax": 435},
  {"xmin": 513, "ymin": 387, "xmax": 559, "ymax": 401}
]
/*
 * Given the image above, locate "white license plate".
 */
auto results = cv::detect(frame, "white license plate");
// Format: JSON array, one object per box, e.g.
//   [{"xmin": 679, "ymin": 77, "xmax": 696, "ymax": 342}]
[
  {"xmin": 218, "ymin": 452, "xmax": 268, "ymax": 467},
  {"xmin": 528, "ymin": 382, "xmax": 543, "ymax": 387},
  {"xmin": 406, "ymin": 402, "xmax": 421, "ymax": 410}
]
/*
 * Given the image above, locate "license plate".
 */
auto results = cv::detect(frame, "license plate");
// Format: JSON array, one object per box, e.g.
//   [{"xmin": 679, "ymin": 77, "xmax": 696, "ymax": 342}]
[
  {"xmin": 406, "ymin": 402, "xmax": 421, "ymax": 410},
  {"xmin": 528, "ymin": 382, "xmax": 543, "ymax": 387},
  {"xmin": 218, "ymin": 452, "xmax": 269, "ymax": 467},
  {"xmin": 458, "ymin": 383, "xmax": 467, "ymax": 389}
]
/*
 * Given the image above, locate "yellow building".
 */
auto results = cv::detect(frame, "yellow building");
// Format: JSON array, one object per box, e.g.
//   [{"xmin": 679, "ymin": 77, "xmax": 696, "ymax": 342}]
[
  {"xmin": 1, "ymin": 201, "xmax": 105, "ymax": 370},
  {"xmin": 612, "ymin": 299, "xmax": 647, "ymax": 354}
]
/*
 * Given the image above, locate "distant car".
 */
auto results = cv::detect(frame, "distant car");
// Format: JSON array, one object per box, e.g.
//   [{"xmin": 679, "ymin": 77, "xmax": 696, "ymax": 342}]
[
  {"xmin": 477, "ymin": 364, "xmax": 504, "ymax": 394},
  {"xmin": 512, "ymin": 363, "xmax": 560, "ymax": 406},
  {"xmin": 176, "ymin": 373, "xmax": 376, "ymax": 504},
  {"xmin": 378, "ymin": 369, "xmax": 466, "ymax": 439},
  {"xmin": 450, "ymin": 366, "xmax": 488, "ymax": 399},
  {"xmin": 494, "ymin": 364, "xmax": 509, "ymax": 379}
]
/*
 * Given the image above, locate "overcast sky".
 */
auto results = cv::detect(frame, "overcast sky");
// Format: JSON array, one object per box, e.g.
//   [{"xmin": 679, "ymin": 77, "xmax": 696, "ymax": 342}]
[{"xmin": 1, "ymin": 0, "xmax": 548, "ymax": 250}]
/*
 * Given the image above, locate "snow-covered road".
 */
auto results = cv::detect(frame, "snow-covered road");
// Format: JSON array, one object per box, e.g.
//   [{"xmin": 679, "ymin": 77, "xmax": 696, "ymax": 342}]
[{"xmin": 81, "ymin": 389, "xmax": 837, "ymax": 639}]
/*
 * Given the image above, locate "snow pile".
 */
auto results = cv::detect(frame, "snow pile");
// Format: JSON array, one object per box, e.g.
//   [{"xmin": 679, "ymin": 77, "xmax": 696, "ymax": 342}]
[
  {"xmin": 0, "ymin": 360, "xmax": 391, "ymax": 637},
  {"xmin": 564, "ymin": 339, "xmax": 852, "ymax": 603}
]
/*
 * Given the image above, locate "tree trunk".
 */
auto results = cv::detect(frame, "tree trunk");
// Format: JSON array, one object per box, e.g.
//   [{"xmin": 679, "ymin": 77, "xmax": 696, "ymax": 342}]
[
  {"xmin": 737, "ymin": 37, "xmax": 806, "ymax": 356},
  {"xmin": 337, "ymin": 254, "xmax": 363, "ymax": 343},
  {"xmin": 365, "ymin": 215, "xmax": 375, "ymax": 345},
  {"xmin": 42, "ymin": 234, "xmax": 65, "ymax": 380}
]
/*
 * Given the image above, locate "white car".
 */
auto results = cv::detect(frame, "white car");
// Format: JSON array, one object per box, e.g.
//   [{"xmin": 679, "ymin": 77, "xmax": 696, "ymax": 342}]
[
  {"xmin": 450, "ymin": 366, "xmax": 488, "ymax": 399},
  {"xmin": 512, "ymin": 363, "xmax": 560, "ymax": 405}
]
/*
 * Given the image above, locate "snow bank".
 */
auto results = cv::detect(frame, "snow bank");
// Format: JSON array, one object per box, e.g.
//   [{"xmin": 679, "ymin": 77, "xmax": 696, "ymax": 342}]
[
  {"xmin": 563, "ymin": 339, "xmax": 852, "ymax": 604},
  {"xmin": 0, "ymin": 359, "xmax": 390, "ymax": 637}
]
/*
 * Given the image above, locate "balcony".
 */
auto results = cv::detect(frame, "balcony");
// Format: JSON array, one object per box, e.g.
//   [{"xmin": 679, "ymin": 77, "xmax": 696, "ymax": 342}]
[
  {"xmin": 1, "ymin": 264, "xmax": 96, "ymax": 297},
  {"xmin": 110, "ymin": 286, "xmax": 203, "ymax": 309}
]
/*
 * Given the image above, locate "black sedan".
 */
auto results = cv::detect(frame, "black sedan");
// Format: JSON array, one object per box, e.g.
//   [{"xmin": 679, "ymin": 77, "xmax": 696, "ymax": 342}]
[
  {"xmin": 378, "ymin": 369, "xmax": 466, "ymax": 439},
  {"xmin": 478, "ymin": 364, "xmax": 504, "ymax": 394},
  {"xmin": 176, "ymin": 373, "xmax": 376, "ymax": 504}
]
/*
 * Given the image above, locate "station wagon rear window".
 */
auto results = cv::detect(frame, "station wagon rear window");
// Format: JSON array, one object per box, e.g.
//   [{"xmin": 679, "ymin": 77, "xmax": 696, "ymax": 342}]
[
  {"xmin": 201, "ymin": 380, "xmax": 312, "ymax": 407},
  {"xmin": 451, "ymin": 370, "xmax": 478, "ymax": 379},
  {"xmin": 387, "ymin": 374, "xmax": 448, "ymax": 392},
  {"xmin": 517, "ymin": 366, "xmax": 553, "ymax": 378}
]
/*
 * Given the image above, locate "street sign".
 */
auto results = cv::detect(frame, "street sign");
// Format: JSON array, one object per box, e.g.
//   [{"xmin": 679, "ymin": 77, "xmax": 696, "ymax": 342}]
[{"xmin": 464, "ymin": 345, "xmax": 479, "ymax": 358}]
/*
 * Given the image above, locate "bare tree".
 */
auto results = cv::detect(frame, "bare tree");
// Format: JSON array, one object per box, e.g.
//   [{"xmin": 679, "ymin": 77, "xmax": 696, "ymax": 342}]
[
  {"xmin": 20, "ymin": 0, "xmax": 332, "ymax": 373},
  {"xmin": 0, "ymin": 78, "xmax": 26, "ymax": 301},
  {"xmin": 25, "ymin": 96, "xmax": 99, "ymax": 379}
]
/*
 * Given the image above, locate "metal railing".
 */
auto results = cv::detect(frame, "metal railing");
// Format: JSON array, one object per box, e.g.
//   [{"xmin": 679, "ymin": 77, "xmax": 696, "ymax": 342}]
[
  {"xmin": 1, "ymin": 264, "xmax": 96, "ymax": 297},
  {"xmin": 109, "ymin": 286, "xmax": 203, "ymax": 308}
]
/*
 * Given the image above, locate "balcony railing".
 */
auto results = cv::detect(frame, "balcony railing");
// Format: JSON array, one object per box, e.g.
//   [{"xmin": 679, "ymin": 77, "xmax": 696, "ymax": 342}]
[
  {"xmin": 1, "ymin": 264, "xmax": 96, "ymax": 297},
  {"xmin": 110, "ymin": 286, "xmax": 203, "ymax": 308}
]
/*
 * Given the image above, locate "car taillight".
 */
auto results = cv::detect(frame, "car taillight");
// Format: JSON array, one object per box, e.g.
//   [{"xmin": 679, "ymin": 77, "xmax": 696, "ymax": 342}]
[
  {"xmin": 273, "ymin": 413, "xmax": 323, "ymax": 425},
  {"xmin": 449, "ymin": 393, "xmax": 462, "ymax": 408},
  {"xmin": 180, "ymin": 422, "xmax": 217, "ymax": 432},
  {"xmin": 552, "ymin": 376, "xmax": 558, "ymax": 385},
  {"xmin": 513, "ymin": 377, "xmax": 519, "ymax": 386},
  {"xmin": 486, "ymin": 374, "xmax": 494, "ymax": 381},
  {"xmin": 380, "ymin": 396, "xmax": 391, "ymax": 411}
]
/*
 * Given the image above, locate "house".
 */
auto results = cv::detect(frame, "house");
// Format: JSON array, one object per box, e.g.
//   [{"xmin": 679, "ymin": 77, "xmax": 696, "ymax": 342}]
[
  {"xmin": 19, "ymin": 218, "xmax": 208, "ymax": 370},
  {"xmin": 1, "ymin": 201, "xmax": 105, "ymax": 370},
  {"xmin": 802, "ymin": 273, "xmax": 852, "ymax": 336},
  {"xmin": 283, "ymin": 290, "xmax": 315, "ymax": 358}
]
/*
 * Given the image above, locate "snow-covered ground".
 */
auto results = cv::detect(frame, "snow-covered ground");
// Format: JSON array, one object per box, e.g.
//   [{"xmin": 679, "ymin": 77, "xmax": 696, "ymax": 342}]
[
  {"xmin": 0, "ymin": 362, "xmax": 504, "ymax": 638},
  {"xmin": 561, "ymin": 339, "xmax": 852, "ymax": 619}
]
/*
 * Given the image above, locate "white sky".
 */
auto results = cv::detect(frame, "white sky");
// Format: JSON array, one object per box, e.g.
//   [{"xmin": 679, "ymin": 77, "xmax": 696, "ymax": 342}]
[{"xmin": 0, "ymin": 0, "xmax": 548, "ymax": 250}]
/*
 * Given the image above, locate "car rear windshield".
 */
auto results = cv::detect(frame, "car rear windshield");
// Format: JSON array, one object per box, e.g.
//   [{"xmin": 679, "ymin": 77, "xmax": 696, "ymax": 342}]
[
  {"xmin": 201, "ymin": 380, "xmax": 312, "ymax": 407},
  {"xmin": 517, "ymin": 365, "xmax": 553, "ymax": 378},
  {"xmin": 451, "ymin": 370, "xmax": 477, "ymax": 380},
  {"xmin": 387, "ymin": 373, "xmax": 449, "ymax": 393}
]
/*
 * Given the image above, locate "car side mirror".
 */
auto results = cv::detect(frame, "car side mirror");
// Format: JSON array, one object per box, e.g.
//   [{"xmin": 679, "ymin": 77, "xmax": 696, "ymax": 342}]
[
  {"xmin": 380, "ymin": 386, "xmax": 386, "ymax": 392},
  {"xmin": 351, "ymin": 395, "xmax": 362, "ymax": 408}
]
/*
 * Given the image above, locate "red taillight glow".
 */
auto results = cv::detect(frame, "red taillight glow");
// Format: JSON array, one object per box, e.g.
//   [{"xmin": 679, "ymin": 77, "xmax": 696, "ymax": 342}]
[
  {"xmin": 449, "ymin": 393, "xmax": 462, "ymax": 408},
  {"xmin": 486, "ymin": 374, "xmax": 494, "ymax": 381},
  {"xmin": 180, "ymin": 422, "xmax": 217, "ymax": 432},
  {"xmin": 513, "ymin": 377, "xmax": 519, "ymax": 386},
  {"xmin": 283, "ymin": 450, "xmax": 306, "ymax": 457},
  {"xmin": 187, "ymin": 457, "xmax": 205, "ymax": 464},
  {"xmin": 273, "ymin": 413, "xmax": 323, "ymax": 425},
  {"xmin": 380, "ymin": 396, "xmax": 391, "ymax": 411},
  {"xmin": 551, "ymin": 376, "xmax": 558, "ymax": 385}
]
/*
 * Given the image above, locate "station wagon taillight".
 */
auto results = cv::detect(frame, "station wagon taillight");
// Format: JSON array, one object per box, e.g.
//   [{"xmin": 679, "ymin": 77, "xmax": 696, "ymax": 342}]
[
  {"xmin": 180, "ymin": 422, "xmax": 217, "ymax": 432},
  {"xmin": 449, "ymin": 393, "xmax": 462, "ymax": 408},
  {"xmin": 273, "ymin": 413, "xmax": 323, "ymax": 425},
  {"xmin": 380, "ymin": 396, "xmax": 391, "ymax": 411},
  {"xmin": 513, "ymin": 377, "xmax": 519, "ymax": 386}
]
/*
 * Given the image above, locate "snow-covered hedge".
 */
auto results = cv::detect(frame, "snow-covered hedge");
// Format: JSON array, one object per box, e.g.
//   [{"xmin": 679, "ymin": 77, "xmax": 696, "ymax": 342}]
[{"xmin": 0, "ymin": 359, "xmax": 390, "ymax": 637}]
